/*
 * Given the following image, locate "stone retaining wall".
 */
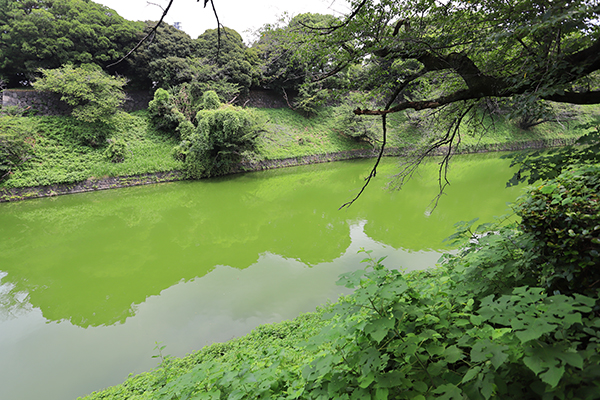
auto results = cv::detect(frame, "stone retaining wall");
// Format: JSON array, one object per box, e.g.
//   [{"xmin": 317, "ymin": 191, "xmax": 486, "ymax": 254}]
[
  {"xmin": 1, "ymin": 89, "xmax": 154, "ymax": 115},
  {"xmin": 1, "ymin": 88, "xmax": 288, "ymax": 115}
]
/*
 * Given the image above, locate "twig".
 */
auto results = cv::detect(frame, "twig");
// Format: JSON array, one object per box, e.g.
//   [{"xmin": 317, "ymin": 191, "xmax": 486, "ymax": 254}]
[{"xmin": 107, "ymin": 0, "xmax": 175, "ymax": 68}]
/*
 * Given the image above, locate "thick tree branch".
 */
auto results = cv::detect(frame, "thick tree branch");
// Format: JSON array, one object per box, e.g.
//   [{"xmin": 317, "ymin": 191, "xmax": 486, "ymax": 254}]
[{"xmin": 542, "ymin": 91, "xmax": 600, "ymax": 104}]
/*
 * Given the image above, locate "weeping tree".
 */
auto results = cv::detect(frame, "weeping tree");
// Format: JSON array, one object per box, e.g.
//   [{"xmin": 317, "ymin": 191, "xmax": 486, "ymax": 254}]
[{"xmin": 173, "ymin": 91, "xmax": 264, "ymax": 178}]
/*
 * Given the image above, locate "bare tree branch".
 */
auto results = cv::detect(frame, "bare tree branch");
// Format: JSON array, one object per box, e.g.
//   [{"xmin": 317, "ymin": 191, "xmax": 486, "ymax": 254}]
[
  {"xmin": 107, "ymin": 0, "xmax": 175, "ymax": 68},
  {"xmin": 339, "ymin": 113, "xmax": 387, "ymax": 209},
  {"xmin": 107, "ymin": 0, "xmax": 223, "ymax": 68}
]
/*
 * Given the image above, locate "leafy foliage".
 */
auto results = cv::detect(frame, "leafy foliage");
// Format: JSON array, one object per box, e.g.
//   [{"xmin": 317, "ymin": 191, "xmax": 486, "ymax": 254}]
[
  {"xmin": 0, "ymin": 0, "xmax": 141, "ymax": 86},
  {"xmin": 33, "ymin": 64, "xmax": 127, "ymax": 124},
  {"xmin": 515, "ymin": 165, "xmax": 600, "ymax": 296},
  {"xmin": 104, "ymin": 138, "xmax": 128, "ymax": 163},
  {"xmin": 254, "ymin": 13, "xmax": 341, "ymax": 93},
  {"xmin": 0, "ymin": 115, "xmax": 35, "ymax": 182},
  {"xmin": 148, "ymin": 88, "xmax": 187, "ymax": 135},
  {"xmin": 175, "ymin": 96, "xmax": 264, "ymax": 178},
  {"xmin": 194, "ymin": 27, "xmax": 259, "ymax": 95},
  {"xmin": 507, "ymin": 118, "xmax": 600, "ymax": 185},
  {"xmin": 126, "ymin": 21, "xmax": 196, "ymax": 90},
  {"xmin": 302, "ymin": 251, "xmax": 599, "ymax": 400},
  {"xmin": 332, "ymin": 93, "xmax": 383, "ymax": 143},
  {"xmin": 0, "ymin": 112, "xmax": 182, "ymax": 189}
]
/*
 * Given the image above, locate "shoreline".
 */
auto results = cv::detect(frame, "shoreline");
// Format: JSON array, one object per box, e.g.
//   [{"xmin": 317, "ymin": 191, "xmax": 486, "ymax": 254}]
[{"xmin": 0, "ymin": 137, "xmax": 576, "ymax": 203}]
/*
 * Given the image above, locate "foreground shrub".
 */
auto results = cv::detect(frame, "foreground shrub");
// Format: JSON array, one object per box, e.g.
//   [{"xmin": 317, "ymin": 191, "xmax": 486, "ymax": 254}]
[
  {"xmin": 302, "ymin": 252, "xmax": 600, "ymax": 400},
  {"xmin": 515, "ymin": 165, "xmax": 600, "ymax": 297},
  {"xmin": 104, "ymin": 138, "xmax": 128, "ymax": 163},
  {"xmin": 148, "ymin": 88, "xmax": 187, "ymax": 135}
]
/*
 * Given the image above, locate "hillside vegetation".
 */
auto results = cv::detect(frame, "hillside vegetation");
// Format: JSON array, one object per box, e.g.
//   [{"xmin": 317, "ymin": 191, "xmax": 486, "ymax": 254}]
[{"xmin": 1, "ymin": 103, "xmax": 597, "ymax": 190}]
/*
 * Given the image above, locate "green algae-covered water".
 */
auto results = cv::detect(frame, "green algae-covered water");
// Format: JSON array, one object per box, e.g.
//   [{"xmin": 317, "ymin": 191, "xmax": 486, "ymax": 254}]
[{"xmin": 0, "ymin": 154, "xmax": 525, "ymax": 400}]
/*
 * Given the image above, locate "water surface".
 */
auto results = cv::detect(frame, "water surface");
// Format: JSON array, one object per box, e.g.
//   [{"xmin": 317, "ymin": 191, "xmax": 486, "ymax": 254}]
[{"xmin": 0, "ymin": 154, "xmax": 524, "ymax": 400}]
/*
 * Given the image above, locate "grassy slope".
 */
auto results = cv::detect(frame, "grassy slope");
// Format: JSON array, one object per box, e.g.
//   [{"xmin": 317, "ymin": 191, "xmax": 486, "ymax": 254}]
[{"xmin": 3, "ymin": 104, "xmax": 598, "ymax": 189}]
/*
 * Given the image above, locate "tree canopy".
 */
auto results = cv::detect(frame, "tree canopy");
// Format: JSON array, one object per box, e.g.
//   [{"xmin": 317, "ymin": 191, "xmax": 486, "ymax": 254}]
[
  {"xmin": 272, "ymin": 0, "xmax": 600, "ymax": 206},
  {"xmin": 304, "ymin": 0, "xmax": 600, "ymax": 113},
  {"xmin": 126, "ymin": 20, "xmax": 197, "ymax": 89},
  {"xmin": 0, "ymin": 0, "xmax": 142, "ymax": 86}
]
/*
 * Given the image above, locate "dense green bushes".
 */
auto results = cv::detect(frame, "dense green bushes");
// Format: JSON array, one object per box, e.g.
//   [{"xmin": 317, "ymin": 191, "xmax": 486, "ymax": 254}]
[
  {"xmin": 515, "ymin": 165, "xmax": 600, "ymax": 297},
  {"xmin": 32, "ymin": 64, "xmax": 128, "ymax": 146},
  {"xmin": 150, "ymin": 90, "xmax": 264, "ymax": 179}
]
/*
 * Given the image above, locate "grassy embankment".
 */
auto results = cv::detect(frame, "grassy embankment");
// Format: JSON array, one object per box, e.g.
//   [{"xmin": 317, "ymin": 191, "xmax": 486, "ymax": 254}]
[{"xmin": 1, "ymin": 104, "xmax": 598, "ymax": 190}]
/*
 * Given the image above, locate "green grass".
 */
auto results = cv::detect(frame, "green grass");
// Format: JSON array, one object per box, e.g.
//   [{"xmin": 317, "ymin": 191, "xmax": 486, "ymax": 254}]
[
  {"xmin": 1, "ymin": 104, "xmax": 598, "ymax": 189},
  {"xmin": 1, "ymin": 111, "xmax": 183, "ymax": 188},
  {"xmin": 254, "ymin": 108, "xmax": 371, "ymax": 160}
]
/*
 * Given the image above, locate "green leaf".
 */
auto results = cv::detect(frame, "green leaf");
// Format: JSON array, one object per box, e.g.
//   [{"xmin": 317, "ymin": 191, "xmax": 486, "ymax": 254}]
[
  {"xmin": 427, "ymin": 361, "xmax": 447, "ymax": 376},
  {"xmin": 540, "ymin": 365, "xmax": 565, "ymax": 388},
  {"xmin": 470, "ymin": 340, "xmax": 508, "ymax": 369},
  {"xmin": 558, "ymin": 351, "xmax": 584, "ymax": 370},
  {"xmin": 413, "ymin": 381, "xmax": 428, "ymax": 393},
  {"xmin": 375, "ymin": 387, "xmax": 389, "ymax": 400},
  {"xmin": 461, "ymin": 366, "xmax": 481, "ymax": 383},
  {"xmin": 365, "ymin": 317, "xmax": 395, "ymax": 343},
  {"xmin": 432, "ymin": 383, "xmax": 463, "ymax": 400},
  {"xmin": 523, "ymin": 355, "xmax": 546, "ymax": 375},
  {"xmin": 444, "ymin": 345, "xmax": 463, "ymax": 363}
]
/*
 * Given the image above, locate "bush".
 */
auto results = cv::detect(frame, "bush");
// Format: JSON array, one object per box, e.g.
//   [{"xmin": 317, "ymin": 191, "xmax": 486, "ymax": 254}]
[
  {"xmin": 175, "ymin": 103, "xmax": 263, "ymax": 178},
  {"xmin": 515, "ymin": 165, "xmax": 600, "ymax": 296},
  {"xmin": 32, "ymin": 64, "xmax": 127, "ymax": 146},
  {"xmin": 0, "ymin": 116, "xmax": 35, "ymax": 182},
  {"xmin": 301, "ymin": 253, "xmax": 600, "ymax": 400},
  {"xmin": 148, "ymin": 88, "xmax": 187, "ymax": 134},
  {"xmin": 199, "ymin": 90, "xmax": 220, "ymax": 110},
  {"xmin": 332, "ymin": 92, "xmax": 382, "ymax": 143},
  {"xmin": 33, "ymin": 64, "xmax": 127, "ymax": 124},
  {"xmin": 104, "ymin": 138, "xmax": 127, "ymax": 163}
]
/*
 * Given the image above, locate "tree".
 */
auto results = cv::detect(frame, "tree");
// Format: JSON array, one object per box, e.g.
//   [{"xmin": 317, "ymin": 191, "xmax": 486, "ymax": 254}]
[
  {"xmin": 174, "ymin": 91, "xmax": 263, "ymax": 178},
  {"xmin": 0, "ymin": 0, "xmax": 142, "ymax": 86},
  {"xmin": 126, "ymin": 20, "xmax": 197, "ymax": 89},
  {"xmin": 253, "ymin": 13, "xmax": 346, "ymax": 100},
  {"xmin": 283, "ymin": 0, "xmax": 600, "ymax": 206},
  {"xmin": 33, "ymin": 63, "xmax": 127, "ymax": 146},
  {"xmin": 194, "ymin": 27, "xmax": 260, "ymax": 95}
]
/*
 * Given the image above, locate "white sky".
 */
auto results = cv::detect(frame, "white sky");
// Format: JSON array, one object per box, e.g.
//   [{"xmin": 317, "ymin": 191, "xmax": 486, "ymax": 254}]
[{"xmin": 94, "ymin": 0, "xmax": 350, "ymax": 44}]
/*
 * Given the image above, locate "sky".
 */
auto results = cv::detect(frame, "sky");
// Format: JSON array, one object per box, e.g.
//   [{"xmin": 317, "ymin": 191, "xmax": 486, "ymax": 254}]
[{"xmin": 94, "ymin": 0, "xmax": 350, "ymax": 43}]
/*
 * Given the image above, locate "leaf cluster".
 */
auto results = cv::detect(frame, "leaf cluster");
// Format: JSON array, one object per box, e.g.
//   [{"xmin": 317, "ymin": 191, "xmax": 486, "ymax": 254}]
[
  {"xmin": 0, "ymin": 0, "xmax": 142, "ymax": 86},
  {"xmin": 515, "ymin": 165, "xmax": 600, "ymax": 296},
  {"xmin": 0, "ymin": 115, "xmax": 35, "ymax": 182}
]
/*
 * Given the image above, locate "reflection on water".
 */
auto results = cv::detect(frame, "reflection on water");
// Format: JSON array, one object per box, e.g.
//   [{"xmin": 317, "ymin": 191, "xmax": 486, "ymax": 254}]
[{"xmin": 0, "ymin": 154, "xmax": 524, "ymax": 400}]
